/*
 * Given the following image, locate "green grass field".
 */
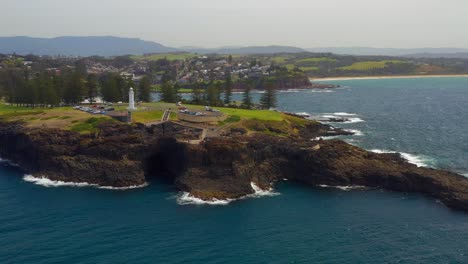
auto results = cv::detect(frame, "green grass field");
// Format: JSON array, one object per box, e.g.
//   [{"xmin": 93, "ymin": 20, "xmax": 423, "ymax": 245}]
[
  {"xmin": 339, "ymin": 60, "xmax": 405, "ymax": 71},
  {"xmin": 0, "ymin": 104, "xmax": 113, "ymax": 132},
  {"xmin": 140, "ymin": 102, "xmax": 283, "ymax": 122},
  {"xmin": 131, "ymin": 53, "xmax": 196, "ymax": 61},
  {"xmin": 271, "ymin": 56, "xmax": 289, "ymax": 64},
  {"xmin": 296, "ymin": 57, "xmax": 338, "ymax": 64},
  {"xmin": 131, "ymin": 110, "xmax": 165, "ymax": 123}
]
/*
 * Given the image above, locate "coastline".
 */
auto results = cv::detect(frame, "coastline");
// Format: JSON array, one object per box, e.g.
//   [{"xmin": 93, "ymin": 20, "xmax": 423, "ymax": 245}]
[{"xmin": 311, "ymin": 74, "xmax": 468, "ymax": 82}]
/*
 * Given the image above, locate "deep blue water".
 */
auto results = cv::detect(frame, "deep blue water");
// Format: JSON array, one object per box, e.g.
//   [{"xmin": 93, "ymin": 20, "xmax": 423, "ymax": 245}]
[{"xmin": 1, "ymin": 77, "xmax": 468, "ymax": 263}]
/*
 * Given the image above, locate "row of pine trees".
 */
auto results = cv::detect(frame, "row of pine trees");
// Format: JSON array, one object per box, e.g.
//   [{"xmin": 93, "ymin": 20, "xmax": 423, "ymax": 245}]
[
  {"xmin": 161, "ymin": 76, "xmax": 277, "ymax": 109},
  {"xmin": 0, "ymin": 68, "xmax": 152, "ymax": 107},
  {"xmin": 0, "ymin": 67, "xmax": 277, "ymax": 109}
]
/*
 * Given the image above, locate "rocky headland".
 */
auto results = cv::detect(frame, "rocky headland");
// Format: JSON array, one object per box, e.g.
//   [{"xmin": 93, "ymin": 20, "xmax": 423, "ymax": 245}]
[{"xmin": 0, "ymin": 119, "xmax": 467, "ymax": 212}]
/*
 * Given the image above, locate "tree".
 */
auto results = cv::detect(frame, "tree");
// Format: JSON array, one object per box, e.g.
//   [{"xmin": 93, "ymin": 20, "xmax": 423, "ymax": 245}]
[
  {"xmin": 160, "ymin": 81, "xmax": 177, "ymax": 103},
  {"xmin": 228, "ymin": 54, "xmax": 233, "ymax": 64},
  {"xmin": 259, "ymin": 81, "xmax": 277, "ymax": 109},
  {"xmin": 224, "ymin": 74, "xmax": 233, "ymax": 105},
  {"xmin": 191, "ymin": 82, "xmax": 204, "ymax": 105},
  {"xmin": 100, "ymin": 73, "xmax": 120, "ymax": 103},
  {"xmin": 138, "ymin": 75, "xmax": 152, "ymax": 102},
  {"xmin": 86, "ymin": 74, "xmax": 98, "ymax": 104},
  {"xmin": 242, "ymin": 82, "xmax": 253, "ymax": 109},
  {"xmin": 205, "ymin": 82, "xmax": 221, "ymax": 106},
  {"xmin": 62, "ymin": 71, "xmax": 86, "ymax": 105}
]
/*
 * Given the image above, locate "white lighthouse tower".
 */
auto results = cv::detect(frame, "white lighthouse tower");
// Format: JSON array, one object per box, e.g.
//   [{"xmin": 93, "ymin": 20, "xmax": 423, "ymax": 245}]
[{"xmin": 128, "ymin": 87, "xmax": 136, "ymax": 111}]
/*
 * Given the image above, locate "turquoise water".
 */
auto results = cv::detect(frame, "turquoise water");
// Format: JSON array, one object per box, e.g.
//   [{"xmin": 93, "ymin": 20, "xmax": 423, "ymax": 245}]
[{"xmin": 1, "ymin": 77, "xmax": 468, "ymax": 263}]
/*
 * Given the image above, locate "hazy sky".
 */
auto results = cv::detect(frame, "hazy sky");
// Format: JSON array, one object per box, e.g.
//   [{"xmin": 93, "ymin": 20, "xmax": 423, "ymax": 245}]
[{"xmin": 2, "ymin": 0, "xmax": 468, "ymax": 48}]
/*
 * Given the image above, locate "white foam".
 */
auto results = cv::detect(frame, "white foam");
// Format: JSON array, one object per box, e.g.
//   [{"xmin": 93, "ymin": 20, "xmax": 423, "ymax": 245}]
[
  {"xmin": 176, "ymin": 192, "xmax": 233, "ymax": 205},
  {"xmin": 318, "ymin": 184, "xmax": 367, "ymax": 191},
  {"xmin": 176, "ymin": 182, "xmax": 279, "ymax": 206},
  {"xmin": 0, "ymin": 157, "xmax": 19, "ymax": 167},
  {"xmin": 333, "ymin": 112, "xmax": 357, "ymax": 116},
  {"xmin": 344, "ymin": 129, "xmax": 364, "ymax": 136},
  {"xmin": 462, "ymin": 173, "xmax": 468, "ymax": 178},
  {"xmin": 23, "ymin": 175, "xmax": 148, "ymax": 190},
  {"xmin": 313, "ymin": 136, "xmax": 340, "ymax": 141},
  {"xmin": 343, "ymin": 117, "xmax": 365, "ymax": 124},
  {"xmin": 370, "ymin": 149, "xmax": 433, "ymax": 167},
  {"xmin": 295, "ymin": 112, "xmax": 310, "ymax": 117},
  {"xmin": 247, "ymin": 182, "xmax": 280, "ymax": 198},
  {"xmin": 98, "ymin": 183, "xmax": 149, "ymax": 190},
  {"xmin": 278, "ymin": 89, "xmax": 302, "ymax": 93},
  {"xmin": 317, "ymin": 113, "xmax": 365, "ymax": 124},
  {"xmin": 309, "ymin": 89, "xmax": 334, "ymax": 93},
  {"xmin": 23, "ymin": 175, "xmax": 97, "ymax": 187}
]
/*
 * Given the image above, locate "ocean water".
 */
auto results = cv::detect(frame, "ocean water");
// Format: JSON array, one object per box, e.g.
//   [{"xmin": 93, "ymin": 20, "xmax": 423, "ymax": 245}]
[{"xmin": 1, "ymin": 77, "xmax": 468, "ymax": 263}]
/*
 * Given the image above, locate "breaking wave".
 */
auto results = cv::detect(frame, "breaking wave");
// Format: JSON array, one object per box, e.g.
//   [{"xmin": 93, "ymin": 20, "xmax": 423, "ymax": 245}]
[
  {"xmin": 176, "ymin": 182, "xmax": 279, "ymax": 206},
  {"xmin": 247, "ymin": 182, "xmax": 280, "ymax": 198},
  {"xmin": 313, "ymin": 136, "xmax": 340, "ymax": 141},
  {"xmin": 344, "ymin": 129, "xmax": 364, "ymax": 136},
  {"xmin": 317, "ymin": 113, "xmax": 365, "ymax": 124},
  {"xmin": 370, "ymin": 149, "xmax": 434, "ymax": 168},
  {"xmin": 317, "ymin": 184, "xmax": 368, "ymax": 191},
  {"xmin": 0, "ymin": 157, "xmax": 19, "ymax": 167},
  {"xmin": 278, "ymin": 89, "xmax": 303, "ymax": 93},
  {"xmin": 309, "ymin": 89, "xmax": 335, "ymax": 93},
  {"xmin": 295, "ymin": 112, "xmax": 310, "ymax": 117},
  {"xmin": 342, "ymin": 117, "xmax": 365, "ymax": 124},
  {"xmin": 333, "ymin": 112, "xmax": 358, "ymax": 116},
  {"xmin": 176, "ymin": 192, "xmax": 233, "ymax": 205},
  {"xmin": 23, "ymin": 175, "xmax": 148, "ymax": 190}
]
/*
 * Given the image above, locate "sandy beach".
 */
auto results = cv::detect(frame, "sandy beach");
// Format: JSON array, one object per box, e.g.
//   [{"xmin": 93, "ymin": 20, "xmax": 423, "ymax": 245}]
[{"xmin": 312, "ymin": 74, "xmax": 468, "ymax": 82}]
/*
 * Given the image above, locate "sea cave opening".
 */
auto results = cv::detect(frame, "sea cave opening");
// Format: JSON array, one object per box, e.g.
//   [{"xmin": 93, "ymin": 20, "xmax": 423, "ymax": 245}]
[{"xmin": 143, "ymin": 138, "xmax": 188, "ymax": 184}]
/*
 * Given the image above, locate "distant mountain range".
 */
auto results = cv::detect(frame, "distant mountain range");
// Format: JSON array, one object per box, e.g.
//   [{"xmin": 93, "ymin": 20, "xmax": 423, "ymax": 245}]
[
  {"xmin": 0, "ymin": 36, "xmax": 177, "ymax": 56},
  {"xmin": 1, "ymin": 36, "xmax": 468, "ymax": 58}
]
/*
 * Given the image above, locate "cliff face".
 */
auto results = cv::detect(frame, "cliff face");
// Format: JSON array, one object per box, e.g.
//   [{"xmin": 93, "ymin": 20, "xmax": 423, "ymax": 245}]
[{"xmin": 1, "ymin": 121, "xmax": 467, "ymax": 212}]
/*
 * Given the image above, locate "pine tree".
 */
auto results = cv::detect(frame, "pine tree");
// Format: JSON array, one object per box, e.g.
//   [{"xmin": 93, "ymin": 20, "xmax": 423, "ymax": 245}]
[
  {"xmin": 86, "ymin": 74, "xmax": 98, "ymax": 104},
  {"xmin": 205, "ymin": 82, "xmax": 221, "ymax": 106},
  {"xmin": 259, "ymin": 81, "xmax": 277, "ymax": 109},
  {"xmin": 138, "ymin": 75, "xmax": 152, "ymax": 102},
  {"xmin": 224, "ymin": 74, "xmax": 233, "ymax": 105},
  {"xmin": 242, "ymin": 83, "xmax": 253, "ymax": 109},
  {"xmin": 191, "ymin": 83, "xmax": 204, "ymax": 105},
  {"xmin": 160, "ymin": 81, "xmax": 177, "ymax": 103},
  {"xmin": 63, "ymin": 71, "xmax": 85, "ymax": 105},
  {"xmin": 100, "ymin": 73, "xmax": 120, "ymax": 103}
]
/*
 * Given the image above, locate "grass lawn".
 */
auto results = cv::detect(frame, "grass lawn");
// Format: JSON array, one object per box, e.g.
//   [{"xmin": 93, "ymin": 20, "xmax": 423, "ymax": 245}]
[
  {"xmin": 214, "ymin": 107, "xmax": 283, "ymax": 121},
  {"xmin": 140, "ymin": 102, "xmax": 283, "ymax": 122},
  {"xmin": 131, "ymin": 110, "xmax": 165, "ymax": 123},
  {"xmin": 339, "ymin": 60, "xmax": 405, "ymax": 71},
  {"xmin": 0, "ymin": 104, "xmax": 113, "ymax": 131}
]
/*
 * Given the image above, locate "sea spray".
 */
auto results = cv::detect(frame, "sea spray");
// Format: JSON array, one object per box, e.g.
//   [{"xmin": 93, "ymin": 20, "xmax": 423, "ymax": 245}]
[
  {"xmin": 176, "ymin": 182, "xmax": 279, "ymax": 206},
  {"xmin": 317, "ymin": 185, "xmax": 368, "ymax": 191},
  {"xmin": 370, "ymin": 149, "xmax": 434, "ymax": 168},
  {"xmin": 23, "ymin": 175, "xmax": 148, "ymax": 190}
]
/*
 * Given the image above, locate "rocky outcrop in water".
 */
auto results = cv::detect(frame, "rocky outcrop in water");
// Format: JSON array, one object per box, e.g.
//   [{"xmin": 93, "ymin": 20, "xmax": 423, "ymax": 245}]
[{"xmin": 0, "ymin": 120, "xmax": 467, "ymax": 212}]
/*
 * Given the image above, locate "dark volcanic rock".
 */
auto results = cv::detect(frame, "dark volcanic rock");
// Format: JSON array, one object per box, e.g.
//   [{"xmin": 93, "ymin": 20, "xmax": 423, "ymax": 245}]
[{"xmin": 0, "ymin": 120, "xmax": 467, "ymax": 212}]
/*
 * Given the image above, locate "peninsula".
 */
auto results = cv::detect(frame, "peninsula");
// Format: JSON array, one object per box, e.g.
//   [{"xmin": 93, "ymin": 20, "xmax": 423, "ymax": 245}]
[{"xmin": 0, "ymin": 102, "xmax": 467, "ymax": 212}]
